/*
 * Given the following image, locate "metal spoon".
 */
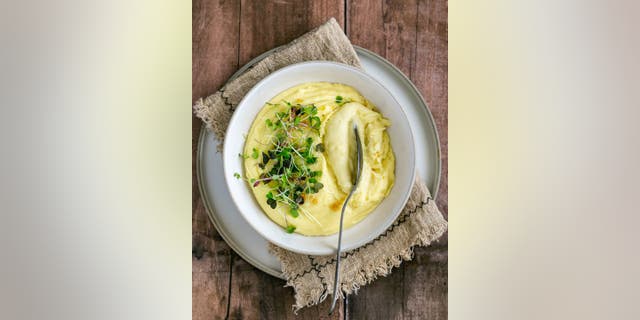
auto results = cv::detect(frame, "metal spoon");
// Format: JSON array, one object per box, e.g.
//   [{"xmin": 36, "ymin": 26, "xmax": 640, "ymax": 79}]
[{"xmin": 329, "ymin": 123, "xmax": 363, "ymax": 315}]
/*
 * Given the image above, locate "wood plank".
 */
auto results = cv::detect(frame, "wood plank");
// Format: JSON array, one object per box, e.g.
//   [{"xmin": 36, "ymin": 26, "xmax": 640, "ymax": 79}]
[
  {"xmin": 347, "ymin": 0, "xmax": 448, "ymax": 319},
  {"xmin": 403, "ymin": 1, "xmax": 448, "ymax": 316},
  {"xmin": 192, "ymin": 233, "xmax": 232, "ymax": 320},
  {"xmin": 238, "ymin": 0, "xmax": 345, "ymax": 65},
  {"xmin": 403, "ymin": 244, "xmax": 448, "ymax": 319},
  {"xmin": 347, "ymin": 0, "xmax": 422, "ymax": 78},
  {"xmin": 345, "ymin": 265, "xmax": 406, "ymax": 319},
  {"xmin": 228, "ymin": 257, "xmax": 345, "ymax": 319},
  {"xmin": 192, "ymin": 0, "xmax": 241, "ymax": 319},
  {"xmin": 192, "ymin": 0, "xmax": 241, "ymax": 101},
  {"xmin": 346, "ymin": 0, "xmax": 385, "ymax": 57},
  {"xmin": 413, "ymin": 0, "xmax": 448, "ymax": 218},
  {"xmin": 228, "ymin": 1, "xmax": 347, "ymax": 318},
  {"xmin": 345, "ymin": 245, "xmax": 448, "ymax": 320}
]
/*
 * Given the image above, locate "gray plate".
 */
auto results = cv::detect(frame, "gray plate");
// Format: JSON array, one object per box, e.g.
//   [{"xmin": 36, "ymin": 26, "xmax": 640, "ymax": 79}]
[{"xmin": 196, "ymin": 46, "xmax": 441, "ymax": 279}]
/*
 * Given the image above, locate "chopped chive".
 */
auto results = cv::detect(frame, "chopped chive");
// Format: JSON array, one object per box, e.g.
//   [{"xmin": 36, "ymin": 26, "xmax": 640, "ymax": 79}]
[
  {"xmin": 285, "ymin": 225, "xmax": 296, "ymax": 233},
  {"xmin": 233, "ymin": 172, "xmax": 241, "ymax": 179}
]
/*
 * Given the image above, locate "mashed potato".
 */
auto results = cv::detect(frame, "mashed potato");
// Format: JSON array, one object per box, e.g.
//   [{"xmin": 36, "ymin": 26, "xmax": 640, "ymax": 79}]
[{"xmin": 243, "ymin": 82, "xmax": 395, "ymax": 235}]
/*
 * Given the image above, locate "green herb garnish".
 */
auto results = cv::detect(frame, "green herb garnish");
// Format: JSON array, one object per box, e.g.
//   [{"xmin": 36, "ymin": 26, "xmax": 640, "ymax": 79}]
[
  {"xmin": 335, "ymin": 95, "xmax": 352, "ymax": 106},
  {"xmin": 250, "ymin": 100, "xmax": 327, "ymax": 232},
  {"xmin": 233, "ymin": 172, "xmax": 241, "ymax": 179}
]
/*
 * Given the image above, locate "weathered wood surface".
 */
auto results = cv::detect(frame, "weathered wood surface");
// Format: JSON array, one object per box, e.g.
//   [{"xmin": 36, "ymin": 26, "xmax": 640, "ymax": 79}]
[
  {"xmin": 192, "ymin": 0, "xmax": 447, "ymax": 318},
  {"xmin": 192, "ymin": 1, "xmax": 239, "ymax": 319}
]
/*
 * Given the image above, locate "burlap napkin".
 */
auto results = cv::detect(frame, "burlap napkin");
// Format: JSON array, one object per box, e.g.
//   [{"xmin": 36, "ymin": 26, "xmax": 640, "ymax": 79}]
[{"xmin": 194, "ymin": 18, "xmax": 447, "ymax": 312}]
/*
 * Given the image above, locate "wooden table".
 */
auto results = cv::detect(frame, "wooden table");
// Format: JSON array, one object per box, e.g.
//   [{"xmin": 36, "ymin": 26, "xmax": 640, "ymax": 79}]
[{"xmin": 193, "ymin": 1, "xmax": 447, "ymax": 318}]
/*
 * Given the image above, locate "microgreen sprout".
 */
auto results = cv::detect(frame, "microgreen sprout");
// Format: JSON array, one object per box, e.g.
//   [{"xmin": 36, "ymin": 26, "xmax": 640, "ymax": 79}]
[{"xmin": 246, "ymin": 100, "xmax": 328, "ymax": 232}]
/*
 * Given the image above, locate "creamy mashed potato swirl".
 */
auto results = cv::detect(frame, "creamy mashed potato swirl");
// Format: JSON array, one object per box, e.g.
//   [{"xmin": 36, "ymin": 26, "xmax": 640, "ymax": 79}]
[{"xmin": 243, "ymin": 82, "xmax": 395, "ymax": 235}]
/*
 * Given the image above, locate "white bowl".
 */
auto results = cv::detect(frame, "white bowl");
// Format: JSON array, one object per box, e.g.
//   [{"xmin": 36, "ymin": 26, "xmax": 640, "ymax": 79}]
[{"xmin": 223, "ymin": 61, "xmax": 415, "ymax": 255}]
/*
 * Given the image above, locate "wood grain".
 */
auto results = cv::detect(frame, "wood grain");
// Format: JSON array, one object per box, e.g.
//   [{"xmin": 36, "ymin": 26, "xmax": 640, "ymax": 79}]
[
  {"xmin": 238, "ymin": 0, "xmax": 344, "ymax": 65},
  {"xmin": 192, "ymin": 0, "xmax": 241, "ymax": 102},
  {"xmin": 192, "ymin": 0, "xmax": 240, "ymax": 319},
  {"xmin": 228, "ymin": 257, "xmax": 345, "ymax": 319},
  {"xmin": 401, "ymin": 2, "xmax": 449, "ymax": 315},
  {"xmin": 345, "ymin": 264, "xmax": 405, "ymax": 319},
  {"xmin": 413, "ymin": 0, "xmax": 448, "ymax": 217},
  {"xmin": 403, "ymin": 244, "xmax": 448, "ymax": 320},
  {"xmin": 192, "ymin": 0, "xmax": 448, "ymax": 318},
  {"xmin": 350, "ymin": 0, "xmax": 418, "ymax": 77}
]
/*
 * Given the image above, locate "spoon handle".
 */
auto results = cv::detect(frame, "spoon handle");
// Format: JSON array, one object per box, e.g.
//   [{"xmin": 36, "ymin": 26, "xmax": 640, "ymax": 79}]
[{"xmin": 329, "ymin": 124, "xmax": 363, "ymax": 315}]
